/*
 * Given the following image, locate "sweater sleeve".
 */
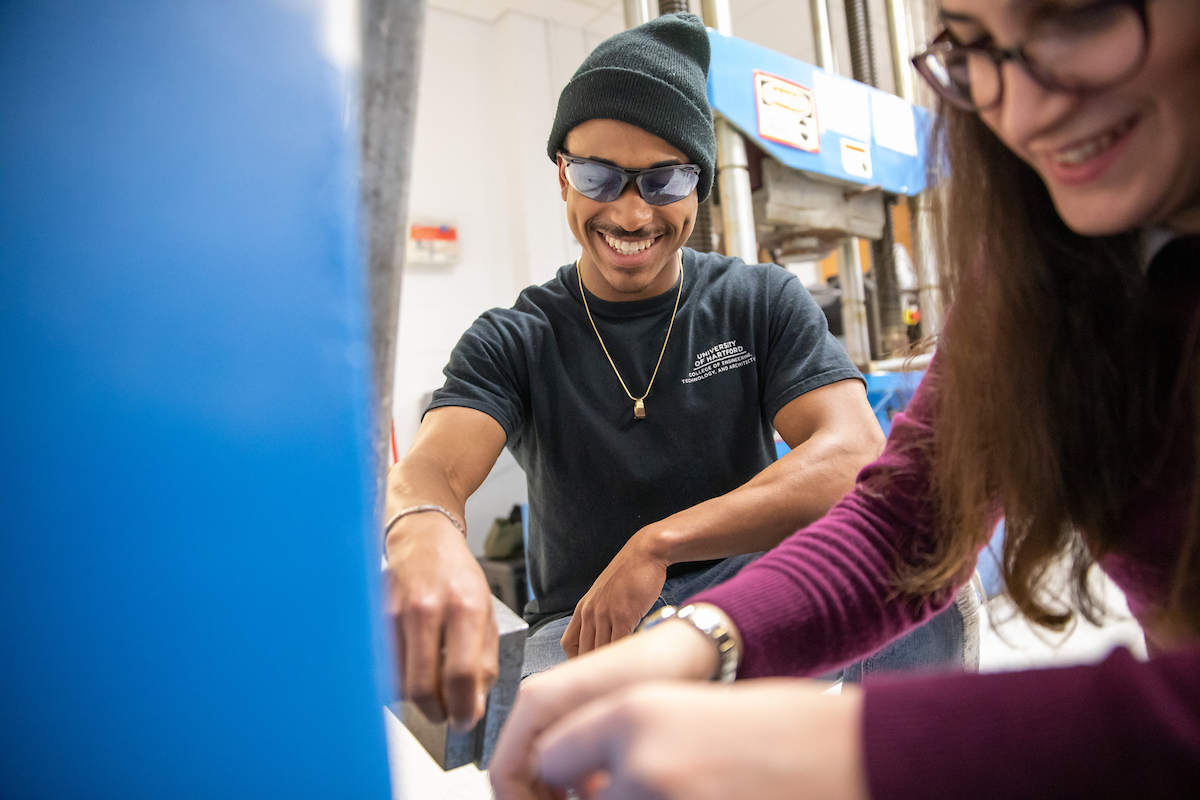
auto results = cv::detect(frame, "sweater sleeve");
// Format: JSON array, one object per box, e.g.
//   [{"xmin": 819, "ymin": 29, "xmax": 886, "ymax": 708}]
[
  {"xmin": 863, "ymin": 643, "xmax": 1200, "ymax": 799},
  {"xmin": 692, "ymin": 357, "xmax": 959, "ymax": 678}
]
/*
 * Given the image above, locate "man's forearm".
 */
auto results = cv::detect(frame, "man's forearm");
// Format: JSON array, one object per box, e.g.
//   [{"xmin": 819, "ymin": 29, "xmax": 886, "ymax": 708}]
[
  {"xmin": 383, "ymin": 407, "xmax": 507, "ymax": 554},
  {"xmin": 386, "ymin": 454, "xmax": 470, "ymax": 517},
  {"xmin": 384, "ymin": 455, "xmax": 473, "ymax": 554},
  {"xmin": 639, "ymin": 428, "xmax": 882, "ymax": 566}
]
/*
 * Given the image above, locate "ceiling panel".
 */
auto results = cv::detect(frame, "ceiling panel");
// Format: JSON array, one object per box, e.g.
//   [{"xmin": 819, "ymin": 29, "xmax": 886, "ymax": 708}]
[
  {"xmin": 429, "ymin": 0, "xmax": 622, "ymax": 24},
  {"xmin": 425, "ymin": 0, "xmax": 820, "ymax": 58}
]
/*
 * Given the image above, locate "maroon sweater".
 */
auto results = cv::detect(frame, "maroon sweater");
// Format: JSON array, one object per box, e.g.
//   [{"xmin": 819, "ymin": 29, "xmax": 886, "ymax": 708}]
[{"xmin": 695, "ymin": 237, "xmax": 1200, "ymax": 798}]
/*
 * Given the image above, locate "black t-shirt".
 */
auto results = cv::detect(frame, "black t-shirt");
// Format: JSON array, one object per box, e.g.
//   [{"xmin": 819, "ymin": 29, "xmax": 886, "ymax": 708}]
[{"xmin": 429, "ymin": 248, "xmax": 862, "ymax": 622}]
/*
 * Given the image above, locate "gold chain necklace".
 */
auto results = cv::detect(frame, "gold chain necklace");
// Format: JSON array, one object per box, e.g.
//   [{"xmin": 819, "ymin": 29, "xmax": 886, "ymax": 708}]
[{"xmin": 577, "ymin": 252, "xmax": 684, "ymax": 420}]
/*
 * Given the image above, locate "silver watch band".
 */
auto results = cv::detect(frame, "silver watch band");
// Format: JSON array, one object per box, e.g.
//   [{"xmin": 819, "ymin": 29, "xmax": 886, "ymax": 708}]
[{"xmin": 637, "ymin": 602, "xmax": 740, "ymax": 684}]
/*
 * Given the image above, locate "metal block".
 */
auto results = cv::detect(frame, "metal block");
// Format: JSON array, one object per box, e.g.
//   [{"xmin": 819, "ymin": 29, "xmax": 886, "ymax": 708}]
[
  {"xmin": 401, "ymin": 594, "xmax": 528, "ymax": 770},
  {"xmin": 754, "ymin": 159, "xmax": 885, "ymax": 258}
]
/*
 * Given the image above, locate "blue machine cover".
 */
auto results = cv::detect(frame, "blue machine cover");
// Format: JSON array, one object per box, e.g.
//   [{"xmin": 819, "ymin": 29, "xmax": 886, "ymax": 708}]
[{"xmin": 707, "ymin": 30, "xmax": 931, "ymax": 196}]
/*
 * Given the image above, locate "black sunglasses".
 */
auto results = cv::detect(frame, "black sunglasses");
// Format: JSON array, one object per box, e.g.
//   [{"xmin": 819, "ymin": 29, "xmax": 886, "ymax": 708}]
[{"xmin": 558, "ymin": 153, "xmax": 700, "ymax": 206}]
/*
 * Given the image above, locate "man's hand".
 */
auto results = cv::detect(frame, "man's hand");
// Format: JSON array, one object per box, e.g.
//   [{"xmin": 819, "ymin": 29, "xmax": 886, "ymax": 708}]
[
  {"xmin": 560, "ymin": 529, "xmax": 669, "ymax": 657},
  {"xmin": 385, "ymin": 407, "xmax": 507, "ymax": 730},
  {"xmin": 386, "ymin": 513, "xmax": 499, "ymax": 731}
]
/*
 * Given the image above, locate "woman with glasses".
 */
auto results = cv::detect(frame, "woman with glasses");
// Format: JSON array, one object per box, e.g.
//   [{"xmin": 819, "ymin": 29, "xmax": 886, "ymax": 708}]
[{"xmin": 489, "ymin": 0, "xmax": 1200, "ymax": 797}]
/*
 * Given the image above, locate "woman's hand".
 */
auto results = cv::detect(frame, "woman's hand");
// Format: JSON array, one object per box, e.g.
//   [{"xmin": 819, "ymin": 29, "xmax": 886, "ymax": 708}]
[
  {"xmin": 528, "ymin": 679, "xmax": 869, "ymax": 800},
  {"xmin": 489, "ymin": 619, "xmax": 719, "ymax": 800}
]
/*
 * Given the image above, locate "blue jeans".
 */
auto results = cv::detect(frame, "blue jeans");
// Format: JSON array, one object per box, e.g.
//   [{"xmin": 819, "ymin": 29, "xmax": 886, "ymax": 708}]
[
  {"xmin": 522, "ymin": 554, "xmax": 978, "ymax": 681},
  {"xmin": 834, "ymin": 582, "xmax": 979, "ymax": 683},
  {"xmin": 522, "ymin": 553, "xmax": 761, "ymax": 679}
]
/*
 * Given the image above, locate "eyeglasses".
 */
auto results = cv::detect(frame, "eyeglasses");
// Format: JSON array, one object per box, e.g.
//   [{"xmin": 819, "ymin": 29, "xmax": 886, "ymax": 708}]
[
  {"xmin": 558, "ymin": 153, "xmax": 700, "ymax": 206},
  {"xmin": 911, "ymin": 0, "xmax": 1149, "ymax": 112}
]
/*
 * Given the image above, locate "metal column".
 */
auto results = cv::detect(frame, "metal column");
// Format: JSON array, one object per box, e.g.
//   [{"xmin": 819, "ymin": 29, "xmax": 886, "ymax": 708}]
[
  {"xmin": 844, "ymin": 0, "xmax": 908, "ymax": 358},
  {"xmin": 808, "ymin": 0, "xmax": 839, "ymax": 74},
  {"xmin": 884, "ymin": 0, "xmax": 944, "ymax": 338},
  {"xmin": 838, "ymin": 241, "xmax": 873, "ymax": 369},
  {"xmin": 809, "ymin": 0, "xmax": 872, "ymax": 366},
  {"xmin": 623, "ymin": 0, "xmax": 652, "ymax": 28},
  {"xmin": 884, "ymin": 0, "xmax": 916, "ymax": 105},
  {"xmin": 701, "ymin": 0, "xmax": 761, "ymax": 265},
  {"xmin": 912, "ymin": 193, "xmax": 945, "ymax": 337},
  {"xmin": 362, "ymin": 0, "xmax": 426, "ymax": 506}
]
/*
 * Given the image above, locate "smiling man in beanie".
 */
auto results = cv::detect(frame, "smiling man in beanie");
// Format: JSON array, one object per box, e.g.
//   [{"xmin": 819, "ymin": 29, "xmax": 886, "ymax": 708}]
[{"xmin": 384, "ymin": 13, "xmax": 963, "ymax": 732}]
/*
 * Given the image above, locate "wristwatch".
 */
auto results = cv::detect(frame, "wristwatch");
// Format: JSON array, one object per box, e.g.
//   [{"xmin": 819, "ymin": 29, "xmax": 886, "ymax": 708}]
[{"xmin": 637, "ymin": 602, "xmax": 740, "ymax": 684}]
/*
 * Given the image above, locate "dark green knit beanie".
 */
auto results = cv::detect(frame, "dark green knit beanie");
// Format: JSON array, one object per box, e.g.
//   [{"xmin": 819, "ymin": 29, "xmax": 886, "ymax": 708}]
[{"xmin": 546, "ymin": 12, "xmax": 716, "ymax": 203}]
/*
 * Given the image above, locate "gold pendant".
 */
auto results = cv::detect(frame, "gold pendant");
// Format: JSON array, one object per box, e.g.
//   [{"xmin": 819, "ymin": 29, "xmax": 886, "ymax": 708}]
[{"xmin": 634, "ymin": 398, "xmax": 646, "ymax": 420}]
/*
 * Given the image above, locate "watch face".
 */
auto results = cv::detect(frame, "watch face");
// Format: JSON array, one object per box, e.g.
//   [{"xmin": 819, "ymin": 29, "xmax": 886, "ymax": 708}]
[{"xmin": 689, "ymin": 606, "xmax": 720, "ymax": 631}]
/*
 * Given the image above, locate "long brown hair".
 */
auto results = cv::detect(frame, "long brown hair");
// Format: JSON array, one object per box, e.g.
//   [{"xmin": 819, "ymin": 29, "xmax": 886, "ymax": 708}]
[{"xmin": 898, "ymin": 105, "xmax": 1200, "ymax": 634}]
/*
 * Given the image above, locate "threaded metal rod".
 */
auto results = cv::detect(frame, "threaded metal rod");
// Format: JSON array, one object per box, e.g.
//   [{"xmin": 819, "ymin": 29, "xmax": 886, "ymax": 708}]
[
  {"xmin": 686, "ymin": 199, "xmax": 716, "ymax": 252},
  {"xmin": 872, "ymin": 204, "xmax": 909, "ymax": 357},
  {"xmin": 843, "ymin": 0, "xmax": 878, "ymax": 88}
]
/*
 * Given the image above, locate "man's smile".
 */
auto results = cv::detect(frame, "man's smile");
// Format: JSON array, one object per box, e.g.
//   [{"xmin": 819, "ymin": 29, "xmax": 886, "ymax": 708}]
[{"xmin": 601, "ymin": 233, "xmax": 658, "ymax": 255}]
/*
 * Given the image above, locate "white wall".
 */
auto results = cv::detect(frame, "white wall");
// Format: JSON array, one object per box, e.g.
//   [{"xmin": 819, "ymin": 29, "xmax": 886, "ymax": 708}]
[
  {"xmin": 731, "ymin": 0, "xmax": 818, "ymax": 65},
  {"xmin": 394, "ymin": 7, "xmax": 620, "ymax": 548}
]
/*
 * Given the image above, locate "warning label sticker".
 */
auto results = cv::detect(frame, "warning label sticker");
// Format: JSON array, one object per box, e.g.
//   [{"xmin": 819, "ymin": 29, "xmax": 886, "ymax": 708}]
[
  {"xmin": 840, "ymin": 138, "xmax": 872, "ymax": 180},
  {"xmin": 754, "ymin": 71, "xmax": 819, "ymax": 153}
]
